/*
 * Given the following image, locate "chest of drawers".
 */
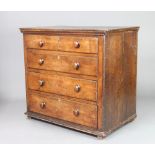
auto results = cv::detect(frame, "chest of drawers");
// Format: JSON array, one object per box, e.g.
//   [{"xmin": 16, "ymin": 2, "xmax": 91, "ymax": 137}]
[{"xmin": 20, "ymin": 26, "xmax": 139, "ymax": 138}]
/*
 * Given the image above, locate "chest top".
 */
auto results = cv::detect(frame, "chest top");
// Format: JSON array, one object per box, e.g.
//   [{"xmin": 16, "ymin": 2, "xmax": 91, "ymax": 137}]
[{"xmin": 20, "ymin": 26, "xmax": 139, "ymax": 34}]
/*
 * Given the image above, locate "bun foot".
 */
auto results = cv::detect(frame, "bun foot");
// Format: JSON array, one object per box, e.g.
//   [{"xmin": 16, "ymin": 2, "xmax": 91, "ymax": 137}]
[{"xmin": 27, "ymin": 115, "xmax": 32, "ymax": 119}]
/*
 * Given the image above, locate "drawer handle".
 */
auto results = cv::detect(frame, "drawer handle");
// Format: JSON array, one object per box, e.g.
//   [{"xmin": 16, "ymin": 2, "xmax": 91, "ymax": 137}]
[
  {"xmin": 74, "ymin": 62, "xmax": 80, "ymax": 70},
  {"xmin": 73, "ymin": 109, "xmax": 80, "ymax": 116},
  {"xmin": 38, "ymin": 58, "xmax": 44, "ymax": 65},
  {"xmin": 74, "ymin": 85, "xmax": 80, "ymax": 92},
  {"xmin": 39, "ymin": 80, "xmax": 45, "ymax": 86},
  {"xmin": 39, "ymin": 41, "xmax": 44, "ymax": 47},
  {"xmin": 74, "ymin": 41, "xmax": 80, "ymax": 48},
  {"xmin": 40, "ymin": 102, "xmax": 46, "ymax": 109}
]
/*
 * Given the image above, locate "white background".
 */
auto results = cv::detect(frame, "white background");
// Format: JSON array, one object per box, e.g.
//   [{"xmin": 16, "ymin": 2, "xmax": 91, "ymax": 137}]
[{"xmin": 0, "ymin": 11, "xmax": 155, "ymax": 144}]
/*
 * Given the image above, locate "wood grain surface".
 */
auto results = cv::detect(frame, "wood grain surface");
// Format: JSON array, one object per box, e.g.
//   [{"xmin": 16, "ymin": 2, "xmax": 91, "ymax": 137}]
[
  {"xmin": 21, "ymin": 26, "xmax": 139, "ymax": 138},
  {"xmin": 27, "ymin": 71, "xmax": 97, "ymax": 101},
  {"xmin": 27, "ymin": 49, "xmax": 97, "ymax": 76},
  {"xmin": 28, "ymin": 92, "xmax": 97, "ymax": 128}
]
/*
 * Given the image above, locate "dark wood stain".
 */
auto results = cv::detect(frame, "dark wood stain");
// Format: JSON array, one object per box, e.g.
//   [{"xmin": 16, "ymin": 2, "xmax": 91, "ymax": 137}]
[{"xmin": 20, "ymin": 26, "xmax": 139, "ymax": 139}]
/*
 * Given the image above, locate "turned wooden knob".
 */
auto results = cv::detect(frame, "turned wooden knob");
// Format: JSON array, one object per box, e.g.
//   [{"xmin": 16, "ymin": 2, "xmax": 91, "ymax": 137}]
[
  {"xmin": 39, "ymin": 41, "xmax": 44, "ymax": 47},
  {"xmin": 73, "ymin": 109, "xmax": 80, "ymax": 116},
  {"xmin": 74, "ymin": 62, "xmax": 80, "ymax": 70},
  {"xmin": 38, "ymin": 58, "xmax": 44, "ymax": 65},
  {"xmin": 40, "ymin": 102, "xmax": 46, "ymax": 109},
  {"xmin": 74, "ymin": 41, "xmax": 80, "ymax": 48},
  {"xmin": 39, "ymin": 80, "xmax": 45, "ymax": 86},
  {"xmin": 74, "ymin": 85, "xmax": 80, "ymax": 92}
]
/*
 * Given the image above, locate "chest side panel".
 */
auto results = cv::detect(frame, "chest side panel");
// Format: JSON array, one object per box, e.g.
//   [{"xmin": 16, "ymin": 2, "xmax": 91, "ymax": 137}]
[{"xmin": 104, "ymin": 30, "xmax": 138, "ymax": 132}]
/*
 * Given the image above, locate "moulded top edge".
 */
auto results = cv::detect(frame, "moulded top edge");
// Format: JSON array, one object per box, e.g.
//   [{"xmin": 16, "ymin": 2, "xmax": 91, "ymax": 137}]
[{"xmin": 20, "ymin": 26, "xmax": 140, "ymax": 34}]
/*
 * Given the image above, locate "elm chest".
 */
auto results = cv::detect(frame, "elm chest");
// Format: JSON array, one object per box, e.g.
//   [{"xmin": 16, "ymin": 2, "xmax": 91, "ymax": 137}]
[{"xmin": 20, "ymin": 26, "xmax": 139, "ymax": 138}]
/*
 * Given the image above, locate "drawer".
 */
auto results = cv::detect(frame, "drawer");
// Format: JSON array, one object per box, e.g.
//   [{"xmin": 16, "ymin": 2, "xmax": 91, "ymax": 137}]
[
  {"xmin": 28, "ymin": 93, "xmax": 97, "ymax": 128},
  {"xmin": 27, "ymin": 50, "xmax": 97, "ymax": 76},
  {"xmin": 27, "ymin": 72, "xmax": 97, "ymax": 101},
  {"xmin": 25, "ymin": 34, "xmax": 59, "ymax": 50},
  {"xmin": 59, "ymin": 36, "xmax": 98, "ymax": 53}
]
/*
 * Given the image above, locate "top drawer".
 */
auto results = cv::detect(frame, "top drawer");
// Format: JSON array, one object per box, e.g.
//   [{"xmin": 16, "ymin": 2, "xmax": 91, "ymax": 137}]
[
  {"xmin": 24, "ymin": 35, "xmax": 98, "ymax": 53},
  {"xmin": 25, "ymin": 35, "xmax": 59, "ymax": 50},
  {"xmin": 59, "ymin": 36, "xmax": 98, "ymax": 53}
]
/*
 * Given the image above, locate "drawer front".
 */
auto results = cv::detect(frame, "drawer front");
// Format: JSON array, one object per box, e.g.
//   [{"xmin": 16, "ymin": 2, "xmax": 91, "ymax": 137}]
[
  {"xmin": 59, "ymin": 36, "xmax": 98, "ymax": 53},
  {"xmin": 27, "ymin": 72, "xmax": 97, "ymax": 101},
  {"xmin": 28, "ymin": 93, "xmax": 97, "ymax": 128},
  {"xmin": 25, "ymin": 34, "xmax": 59, "ymax": 50},
  {"xmin": 27, "ymin": 50, "xmax": 97, "ymax": 76}
]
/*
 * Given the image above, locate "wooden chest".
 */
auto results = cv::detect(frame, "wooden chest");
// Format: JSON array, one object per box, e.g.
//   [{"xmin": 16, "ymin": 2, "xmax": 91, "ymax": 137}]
[{"xmin": 20, "ymin": 26, "xmax": 139, "ymax": 138}]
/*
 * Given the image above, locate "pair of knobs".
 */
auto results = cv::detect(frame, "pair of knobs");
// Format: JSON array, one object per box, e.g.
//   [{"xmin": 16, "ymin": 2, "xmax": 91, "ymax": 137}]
[
  {"xmin": 38, "ymin": 41, "xmax": 80, "ymax": 48},
  {"xmin": 39, "ymin": 102, "xmax": 80, "ymax": 117},
  {"xmin": 39, "ymin": 80, "xmax": 80, "ymax": 93},
  {"xmin": 38, "ymin": 59, "xmax": 80, "ymax": 70}
]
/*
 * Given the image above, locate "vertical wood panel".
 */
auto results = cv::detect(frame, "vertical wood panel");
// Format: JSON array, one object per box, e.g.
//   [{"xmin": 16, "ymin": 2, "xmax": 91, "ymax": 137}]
[
  {"xmin": 104, "ymin": 32, "xmax": 124, "ymax": 130},
  {"xmin": 104, "ymin": 30, "xmax": 138, "ymax": 132},
  {"xmin": 23, "ymin": 34, "xmax": 29, "ymax": 112},
  {"xmin": 97, "ymin": 36, "xmax": 104, "ymax": 129},
  {"xmin": 123, "ymin": 31, "xmax": 137, "ymax": 118}
]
